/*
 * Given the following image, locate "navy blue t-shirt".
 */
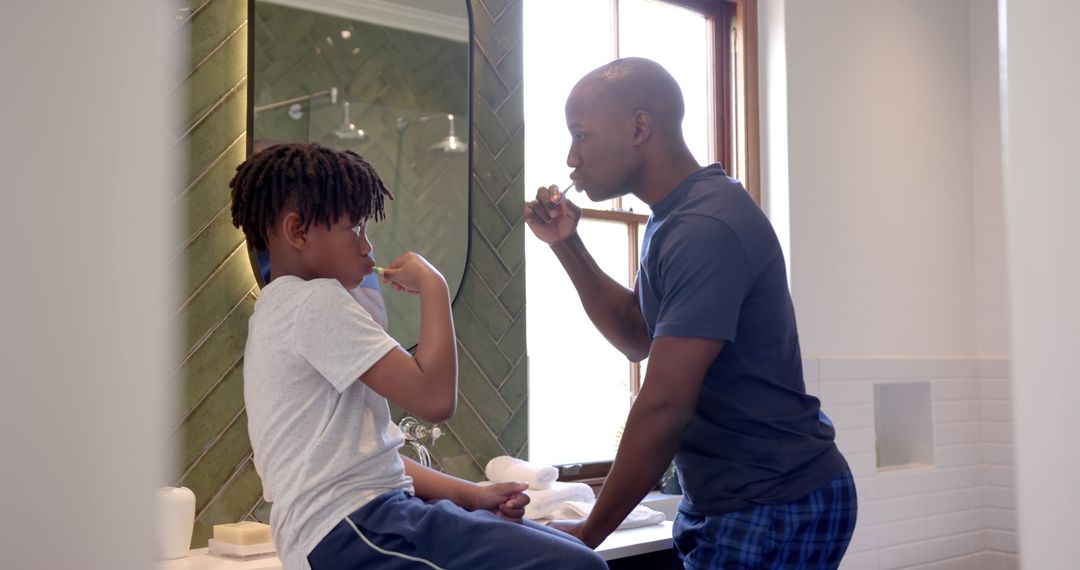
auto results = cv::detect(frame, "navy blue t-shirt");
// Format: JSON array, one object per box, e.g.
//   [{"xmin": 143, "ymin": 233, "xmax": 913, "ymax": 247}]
[{"xmin": 638, "ymin": 164, "xmax": 846, "ymax": 515}]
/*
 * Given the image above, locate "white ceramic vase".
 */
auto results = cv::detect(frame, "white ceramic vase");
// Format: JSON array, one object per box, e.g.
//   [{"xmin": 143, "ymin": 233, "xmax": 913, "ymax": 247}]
[{"xmin": 156, "ymin": 486, "xmax": 196, "ymax": 560}]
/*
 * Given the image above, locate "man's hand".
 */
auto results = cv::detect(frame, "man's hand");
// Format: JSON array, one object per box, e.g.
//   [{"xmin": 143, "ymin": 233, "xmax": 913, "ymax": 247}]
[
  {"xmin": 547, "ymin": 519, "xmax": 600, "ymax": 548},
  {"xmin": 468, "ymin": 481, "xmax": 531, "ymax": 523},
  {"xmin": 523, "ymin": 185, "xmax": 582, "ymax": 245}
]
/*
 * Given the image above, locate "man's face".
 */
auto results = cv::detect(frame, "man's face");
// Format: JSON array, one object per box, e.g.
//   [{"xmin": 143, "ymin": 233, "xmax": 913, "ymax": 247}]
[
  {"xmin": 303, "ymin": 216, "xmax": 376, "ymax": 290},
  {"xmin": 564, "ymin": 83, "xmax": 638, "ymax": 202}
]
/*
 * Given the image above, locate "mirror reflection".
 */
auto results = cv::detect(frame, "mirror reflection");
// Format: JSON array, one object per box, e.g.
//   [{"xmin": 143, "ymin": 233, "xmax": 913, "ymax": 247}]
[{"xmin": 251, "ymin": 0, "xmax": 471, "ymax": 349}]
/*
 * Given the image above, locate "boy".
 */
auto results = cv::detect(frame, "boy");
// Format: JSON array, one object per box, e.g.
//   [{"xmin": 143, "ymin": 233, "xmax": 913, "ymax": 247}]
[
  {"xmin": 250, "ymin": 139, "xmax": 388, "ymax": 330},
  {"xmin": 230, "ymin": 143, "xmax": 606, "ymax": 570}
]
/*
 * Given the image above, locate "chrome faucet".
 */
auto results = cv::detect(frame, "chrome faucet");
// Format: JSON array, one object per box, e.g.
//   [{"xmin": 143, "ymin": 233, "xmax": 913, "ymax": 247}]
[{"xmin": 397, "ymin": 416, "xmax": 443, "ymax": 468}]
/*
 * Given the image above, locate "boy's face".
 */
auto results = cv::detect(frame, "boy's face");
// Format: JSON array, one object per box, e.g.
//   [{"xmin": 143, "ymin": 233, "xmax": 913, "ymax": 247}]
[{"xmin": 302, "ymin": 215, "xmax": 376, "ymax": 290}]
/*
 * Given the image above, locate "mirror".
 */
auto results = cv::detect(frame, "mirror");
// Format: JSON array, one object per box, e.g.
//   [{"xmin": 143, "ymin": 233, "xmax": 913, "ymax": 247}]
[{"xmin": 249, "ymin": 0, "xmax": 472, "ymax": 349}]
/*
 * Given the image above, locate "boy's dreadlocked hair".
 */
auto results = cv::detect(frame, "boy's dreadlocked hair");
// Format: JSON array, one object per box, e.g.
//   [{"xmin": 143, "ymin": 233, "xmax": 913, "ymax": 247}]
[{"xmin": 229, "ymin": 142, "xmax": 393, "ymax": 251}]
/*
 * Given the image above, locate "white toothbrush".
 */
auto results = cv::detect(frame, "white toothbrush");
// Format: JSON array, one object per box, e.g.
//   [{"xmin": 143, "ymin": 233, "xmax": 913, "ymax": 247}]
[{"xmin": 550, "ymin": 181, "xmax": 576, "ymax": 204}]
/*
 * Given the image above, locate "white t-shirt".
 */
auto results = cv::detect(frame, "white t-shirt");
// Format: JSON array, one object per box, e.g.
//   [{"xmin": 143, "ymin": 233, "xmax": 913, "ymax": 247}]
[{"xmin": 244, "ymin": 276, "xmax": 413, "ymax": 570}]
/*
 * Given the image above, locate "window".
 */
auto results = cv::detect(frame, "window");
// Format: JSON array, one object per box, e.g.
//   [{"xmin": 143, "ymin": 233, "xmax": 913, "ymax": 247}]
[{"xmin": 524, "ymin": 0, "xmax": 758, "ymax": 474}]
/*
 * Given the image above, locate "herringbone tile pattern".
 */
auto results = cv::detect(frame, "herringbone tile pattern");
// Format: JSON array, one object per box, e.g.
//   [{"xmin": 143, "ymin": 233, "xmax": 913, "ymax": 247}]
[
  {"xmin": 445, "ymin": 0, "xmax": 528, "ymax": 481},
  {"xmin": 170, "ymin": 0, "xmax": 260, "ymax": 548},
  {"xmin": 253, "ymin": 3, "xmax": 469, "ymax": 348}
]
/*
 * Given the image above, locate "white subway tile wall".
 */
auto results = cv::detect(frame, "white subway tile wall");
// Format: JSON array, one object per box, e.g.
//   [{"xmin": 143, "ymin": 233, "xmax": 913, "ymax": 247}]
[{"xmin": 805, "ymin": 357, "xmax": 1020, "ymax": 570}]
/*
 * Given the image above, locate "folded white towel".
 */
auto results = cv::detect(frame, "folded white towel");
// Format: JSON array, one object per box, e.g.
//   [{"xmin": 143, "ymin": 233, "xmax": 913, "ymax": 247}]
[
  {"xmin": 545, "ymin": 501, "xmax": 667, "ymax": 530},
  {"xmin": 522, "ymin": 482, "xmax": 596, "ymax": 520},
  {"xmin": 485, "ymin": 456, "xmax": 558, "ymax": 491}
]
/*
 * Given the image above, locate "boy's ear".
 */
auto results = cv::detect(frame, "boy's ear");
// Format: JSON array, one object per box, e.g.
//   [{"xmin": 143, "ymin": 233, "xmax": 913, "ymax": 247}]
[{"xmin": 281, "ymin": 212, "xmax": 308, "ymax": 250}]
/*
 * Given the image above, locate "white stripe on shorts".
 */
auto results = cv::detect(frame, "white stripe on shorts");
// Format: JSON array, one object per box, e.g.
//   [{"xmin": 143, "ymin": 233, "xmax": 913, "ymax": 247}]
[{"xmin": 345, "ymin": 516, "xmax": 446, "ymax": 570}]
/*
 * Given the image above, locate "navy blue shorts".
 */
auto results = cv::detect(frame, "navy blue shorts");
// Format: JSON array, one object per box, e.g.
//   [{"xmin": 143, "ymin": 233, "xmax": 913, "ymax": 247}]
[
  {"xmin": 673, "ymin": 467, "xmax": 857, "ymax": 569},
  {"xmin": 308, "ymin": 490, "xmax": 607, "ymax": 570}
]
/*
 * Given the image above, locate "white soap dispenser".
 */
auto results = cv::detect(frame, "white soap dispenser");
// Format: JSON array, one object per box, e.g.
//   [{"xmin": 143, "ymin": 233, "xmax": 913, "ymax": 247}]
[{"xmin": 155, "ymin": 486, "xmax": 196, "ymax": 560}]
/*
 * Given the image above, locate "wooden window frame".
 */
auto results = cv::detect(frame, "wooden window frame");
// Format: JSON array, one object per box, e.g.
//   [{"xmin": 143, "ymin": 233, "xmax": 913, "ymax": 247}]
[
  {"xmin": 556, "ymin": 0, "xmax": 759, "ymax": 490},
  {"xmin": 672, "ymin": 0, "xmax": 759, "ymax": 201}
]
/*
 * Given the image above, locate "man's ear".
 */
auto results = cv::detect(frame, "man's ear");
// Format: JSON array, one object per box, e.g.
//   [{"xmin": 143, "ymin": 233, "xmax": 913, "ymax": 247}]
[
  {"xmin": 631, "ymin": 109, "xmax": 653, "ymax": 146},
  {"xmin": 281, "ymin": 212, "xmax": 308, "ymax": 250}
]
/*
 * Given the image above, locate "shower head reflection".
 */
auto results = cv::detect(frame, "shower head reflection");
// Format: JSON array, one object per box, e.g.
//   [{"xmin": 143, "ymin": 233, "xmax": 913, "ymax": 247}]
[
  {"xmin": 430, "ymin": 134, "xmax": 466, "ymax": 154},
  {"xmin": 332, "ymin": 101, "xmax": 367, "ymax": 142},
  {"xmin": 397, "ymin": 113, "xmax": 466, "ymax": 155}
]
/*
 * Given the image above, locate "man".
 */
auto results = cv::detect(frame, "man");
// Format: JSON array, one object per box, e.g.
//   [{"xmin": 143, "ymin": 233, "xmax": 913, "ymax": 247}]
[{"xmin": 524, "ymin": 57, "xmax": 856, "ymax": 568}]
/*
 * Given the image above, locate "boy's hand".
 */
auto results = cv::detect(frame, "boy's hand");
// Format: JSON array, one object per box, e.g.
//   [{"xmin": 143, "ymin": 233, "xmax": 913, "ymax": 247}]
[
  {"xmin": 468, "ymin": 481, "xmax": 530, "ymax": 523},
  {"xmin": 379, "ymin": 252, "xmax": 446, "ymax": 295},
  {"xmin": 524, "ymin": 185, "xmax": 582, "ymax": 245}
]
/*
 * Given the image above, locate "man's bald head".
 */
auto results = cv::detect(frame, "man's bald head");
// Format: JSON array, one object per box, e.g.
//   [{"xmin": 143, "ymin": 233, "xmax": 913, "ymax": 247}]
[
  {"xmin": 562, "ymin": 58, "xmax": 698, "ymax": 203},
  {"xmin": 568, "ymin": 57, "xmax": 686, "ymax": 138}
]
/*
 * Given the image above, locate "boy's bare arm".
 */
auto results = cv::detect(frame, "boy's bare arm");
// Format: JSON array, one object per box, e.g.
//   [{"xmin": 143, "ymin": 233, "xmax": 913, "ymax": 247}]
[
  {"xmin": 402, "ymin": 457, "xmax": 530, "ymax": 521},
  {"xmin": 360, "ymin": 254, "xmax": 458, "ymax": 423},
  {"xmin": 402, "ymin": 455, "xmax": 479, "ymax": 505}
]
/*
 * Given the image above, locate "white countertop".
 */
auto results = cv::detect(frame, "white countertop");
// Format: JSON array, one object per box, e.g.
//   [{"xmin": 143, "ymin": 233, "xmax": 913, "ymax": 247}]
[
  {"xmin": 595, "ymin": 520, "xmax": 674, "ymax": 561},
  {"xmin": 158, "ymin": 521, "xmax": 674, "ymax": 569},
  {"xmin": 158, "ymin": 550, "xmax": 280, "ymax": 570}
]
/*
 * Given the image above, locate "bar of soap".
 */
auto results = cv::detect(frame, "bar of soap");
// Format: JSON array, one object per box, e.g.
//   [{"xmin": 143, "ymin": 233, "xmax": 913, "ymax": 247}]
[{"xmin": 213, "ymin": 521, "xmax": 271, "ymax": 545}]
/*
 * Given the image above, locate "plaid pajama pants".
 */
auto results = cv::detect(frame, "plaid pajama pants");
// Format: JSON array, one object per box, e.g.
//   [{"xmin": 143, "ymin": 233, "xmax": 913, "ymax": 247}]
[{"xmin": 673, "ymin": 467, "xmax": 857, "ymax": 569}]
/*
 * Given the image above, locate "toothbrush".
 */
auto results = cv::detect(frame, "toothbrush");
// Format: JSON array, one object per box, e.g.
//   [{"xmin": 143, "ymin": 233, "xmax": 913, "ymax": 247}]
[{"xmin": 550, "ymin": 181, "xmax": 576, "ymax": 204}]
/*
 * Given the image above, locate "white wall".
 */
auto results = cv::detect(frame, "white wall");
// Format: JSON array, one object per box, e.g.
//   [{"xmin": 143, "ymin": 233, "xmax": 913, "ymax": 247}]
[
  {"xmin": 758, "ymin": 0, "xmax": 791, "ymax": 277},
  {"xmin": 784, "ymin": 0, "xmax": 979, "ymax": 357},
  {"xmin": 969, "ymin": 1, "xmax": 1009, "ymax": 356},
  {"xmin": 0, "ymin": 2, "xmax": 177, "ymax": 568},
  {"xmin": 1000, "ymin": 0, "xmax": 1080, "ymax": 567},
  {"xmin": 801, "ymin": 357, "xmax": 1012, "ymax": 570},
  {"xmin": 760, "ymin": 1, "xmax": 1019, "ymax": 568}
]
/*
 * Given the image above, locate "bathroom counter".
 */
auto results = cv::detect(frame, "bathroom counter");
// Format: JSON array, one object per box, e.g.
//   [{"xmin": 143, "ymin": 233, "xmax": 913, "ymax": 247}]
[
  {"xmin": 596, "ymin": 521, "xmax": 674, "ymax": 561},
  {"xmin": 158, "ymin": 522, "xmax": 673, "ymax": 569},
  {"xmin": 158, "ymin": 551, "xmax": 281, "ymax": 570}
]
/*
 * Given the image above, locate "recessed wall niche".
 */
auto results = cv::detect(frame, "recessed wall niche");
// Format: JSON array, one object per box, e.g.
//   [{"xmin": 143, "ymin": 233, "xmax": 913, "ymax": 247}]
[{"xmin": 874, "ymin": 382, "xmax": 934, "ymax": 470}]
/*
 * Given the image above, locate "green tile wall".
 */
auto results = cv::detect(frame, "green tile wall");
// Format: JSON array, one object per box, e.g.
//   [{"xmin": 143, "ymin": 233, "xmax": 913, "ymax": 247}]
[
  {"xmin": 252, "ymin": 3, "xmax": 470, "ymax": 351},
  {"xmin": 170, "ymin": 0, "xmax": 526, "ymax": 548}
]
